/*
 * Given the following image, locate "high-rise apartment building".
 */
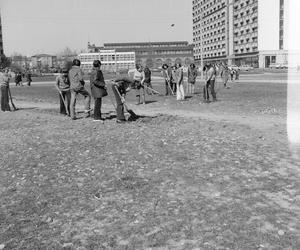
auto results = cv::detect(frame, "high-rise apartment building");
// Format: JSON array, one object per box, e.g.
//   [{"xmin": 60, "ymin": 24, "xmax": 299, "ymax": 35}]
[{"xmin": 192, "ymin": 0, "xmax": 289, "ymax": 68}]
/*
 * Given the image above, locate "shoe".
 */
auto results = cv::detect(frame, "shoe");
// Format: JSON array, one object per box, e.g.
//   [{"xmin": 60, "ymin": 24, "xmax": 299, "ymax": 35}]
[
  {"xmin": 84, "ymin": 108, "xmax": 93, "ymax": 113},
  {"xmin": 71, "ymin": 117, "xmax": 77, "ymax": 120},
  {"xmin": 213, "ymin": 99, "xmax": 217, "ymax": 102},
  {"xmin": 116, "ymin": 119, "xmax": 126, "ymax": 123},
  {"xmin": 93, "ymin": 118, "xmax": 104, "ymax": 123}
]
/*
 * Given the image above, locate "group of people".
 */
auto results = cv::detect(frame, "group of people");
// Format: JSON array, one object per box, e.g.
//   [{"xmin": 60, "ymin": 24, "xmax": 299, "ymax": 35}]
[
  {"xmin": 15, "ymin": 71, "xmax": 32, "ymax": 86},
  {"xmin": 162, "ymin": 63, "xmax": 198, "ymax": 101},
  {"xmin": 1, "ymin": 58, "xmax": 240, "ymax": 123}
]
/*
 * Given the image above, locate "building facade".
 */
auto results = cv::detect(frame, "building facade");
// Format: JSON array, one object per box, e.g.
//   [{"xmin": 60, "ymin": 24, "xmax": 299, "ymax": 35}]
[
  {"xmin": 78, "ymin": 50, "xmax": 135, "ymax": 73},
  {"xmin": 31, "ymin": 54, "xmax": 57, "ymax": 69},
  {"xmin": 88, "ymin": 41, "xmax": 194, "ymax": 69},
  {"xmin": 192, "ymin": 0, "xmax": 289, "ymax": 68}
]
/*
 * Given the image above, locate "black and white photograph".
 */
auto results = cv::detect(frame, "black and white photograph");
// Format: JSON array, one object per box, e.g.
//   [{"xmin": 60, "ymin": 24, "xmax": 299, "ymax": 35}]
[{"xmin": 0, "ymin": 0, "xmax": 299, "ymax": 249}]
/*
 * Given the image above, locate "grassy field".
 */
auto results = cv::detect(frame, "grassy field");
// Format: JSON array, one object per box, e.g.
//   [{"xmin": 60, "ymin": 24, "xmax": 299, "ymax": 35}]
[{"xmin": 0, "ymin": 73, "xmax": 299, "ymax": 249}]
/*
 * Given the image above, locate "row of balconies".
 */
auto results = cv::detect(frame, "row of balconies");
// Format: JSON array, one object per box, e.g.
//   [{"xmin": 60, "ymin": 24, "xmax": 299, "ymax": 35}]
[
  {"xmin": 234, "ymin": 30, "xmax": 258, "ymax": 37},
  {"xmin": 234, "ymin": 11, "xmax": 258, "ymax": 23},
  {"xmin": 234, "ymin": 0, "xmax": 258, "ymax": 11}
]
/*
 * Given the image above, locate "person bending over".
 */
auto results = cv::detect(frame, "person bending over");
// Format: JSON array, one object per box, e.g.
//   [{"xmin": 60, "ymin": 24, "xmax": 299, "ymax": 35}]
[{"xmin": 111, "ymin": 76, "xmax": 134, "ymax": 123}]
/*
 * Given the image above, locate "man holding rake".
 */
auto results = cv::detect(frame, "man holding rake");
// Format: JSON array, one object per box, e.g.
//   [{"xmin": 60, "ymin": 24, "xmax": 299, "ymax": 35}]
[{"xmin": 55, "ymin": 69, "xmax": 71, "ymax": 116}]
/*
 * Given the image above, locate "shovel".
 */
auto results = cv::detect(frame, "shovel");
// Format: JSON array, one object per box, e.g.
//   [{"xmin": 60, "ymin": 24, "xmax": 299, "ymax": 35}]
[{"xmin": 114, "ymin": 86, "xmax": 139, "ymax": 120}]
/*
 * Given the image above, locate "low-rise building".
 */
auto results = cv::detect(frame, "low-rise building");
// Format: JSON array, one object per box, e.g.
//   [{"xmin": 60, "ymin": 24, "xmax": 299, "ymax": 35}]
[
  {"xmin": 88, "ymin": 41, "xmax": 194, "ymax": 69},
  {"xmin": 78, "ymin": 50, "xmax": 135, "ymax": 73},
  {"xmin": 31, "ymin": 54, "xmax": 57, "ymax": 69}
]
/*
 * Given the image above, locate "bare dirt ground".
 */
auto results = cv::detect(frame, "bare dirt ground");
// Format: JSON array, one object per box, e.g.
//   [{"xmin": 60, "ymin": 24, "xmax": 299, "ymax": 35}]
[{"xmin": 0, "ymin": 73, "xmax": 299, "ymax": 249}]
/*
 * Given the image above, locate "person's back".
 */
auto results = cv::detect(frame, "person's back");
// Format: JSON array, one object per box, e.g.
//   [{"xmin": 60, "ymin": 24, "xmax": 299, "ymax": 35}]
[{"xmin": 69, "ymin": 65, "xmax": 84, "ymax": 90}]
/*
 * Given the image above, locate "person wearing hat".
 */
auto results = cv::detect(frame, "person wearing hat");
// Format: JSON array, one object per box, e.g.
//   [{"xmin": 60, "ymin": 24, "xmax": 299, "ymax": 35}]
[
  {"xmin": 55, "ymin": 68, "xmax": 71, "ymax": 115},
  {"xmin": 111, "ymin": 76, "xmax": 134, "ymax": 123},
  {"xmin": 90, "ymin": 60, "xmax": 107, "ymax": 122},
  {"xmin": 68, "ymin": 59, "xmax": 91, "ymax": 120},
  {"xmin": 0, "ymin": 68, "xmax": 11, "ymax": 112}
]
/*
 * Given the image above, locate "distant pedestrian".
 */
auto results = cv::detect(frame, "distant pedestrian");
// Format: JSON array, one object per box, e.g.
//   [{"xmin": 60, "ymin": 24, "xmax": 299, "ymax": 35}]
[
  {"xmin": 187, "ymin": 63, "xmax": 198, "ymax": 94},
  {"xmin": 230, "ymin": 69, "xmax": 235, "ymax": 81},
  {"xmin": 15, "ymin": 72, "xmax": 23, "ymax": 86},
  {"xmin": 162, "ymin": 64, "xmax": 173, "ymax": 95},
  {"xmin": 26, "ymin": 71, "xmax": 32, "ymax": 86},
  {"xmin": 55, "ymin": 69, "xmax": 71, "ymax": 116},
  {"xmin": 130, "ymin": 64, "xmax": 145, "ymax": 105},
  {"xmin": 144, "ymin": 66, "xmax": 154, "ymax": 95},
  {"xmin": 90, "ymin": 60, "xmax": 107, "ymax": 122},
  {"xmin": 203, "ymin": 63, "xmax": 217, "ymax": 103},
  {"xmin": 174, "ymin": 63, "xmax": 185, "ymax": 101},
  {"xmin": 68, "ymin": 59, "xmax": 91, "ymax": 120},
  {"xmin": 235, "ymin": 69, "xmax": 240, "ymax": 80},
  {"xmin": 0, "ymin": 68, "xmax": 11, "ymax": 112},
  {"xmin": 221, "ymin": 64, "xmax": 229, "ymax": 88}
]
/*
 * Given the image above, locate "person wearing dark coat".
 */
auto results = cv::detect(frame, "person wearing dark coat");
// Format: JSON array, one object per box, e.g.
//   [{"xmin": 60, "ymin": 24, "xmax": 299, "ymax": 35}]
[
  {"xmin": 111, "ymin": 76, "xmax": 134, "ymax": 123},
  {"xmin": 90, "ymin": 60, "xmax": 107, "ymax": 122}
]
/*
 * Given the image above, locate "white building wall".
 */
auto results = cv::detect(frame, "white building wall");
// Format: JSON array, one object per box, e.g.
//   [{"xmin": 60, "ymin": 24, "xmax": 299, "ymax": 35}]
[{"xmin": 258, "ymin": 0, "xmax": 280, "ymax": 51}]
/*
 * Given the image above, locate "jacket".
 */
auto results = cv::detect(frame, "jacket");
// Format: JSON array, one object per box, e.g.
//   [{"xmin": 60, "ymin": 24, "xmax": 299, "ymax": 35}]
[
  {"xmin": 206, "ymin": 67, "xmax": 216, "ymax": 81},
  {"xmin": 68, "ymin": 65, "xmax": 85, "ymax": 90},
  {"xmin": 174, "ymin": 67, "xmax": 183, "ymax": 85},
  {"xmin": 188, "ymin": 67, "xmax": 198, "ymax": 84},
  {"xmin": 90, "ymin": 68, "xmax": 106, "ymax": 98},
  {"xmin": 56, "ymin": 74, "xmax": 70, "ymax": 91},
  {"xmin": 162, "ymin": 68, "xmax": 172, "ymax": 81},
  {"xmin": 114, "ymin": 77, "xmax": 134, "ymax": 95},
  {"xmin": 0, "ymin": 72, "xmax": 10, "ymax": 87}
]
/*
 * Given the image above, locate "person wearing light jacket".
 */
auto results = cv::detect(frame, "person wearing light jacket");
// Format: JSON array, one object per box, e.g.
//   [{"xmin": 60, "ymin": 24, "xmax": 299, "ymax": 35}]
[
  {"xmin": 174, "ymin": 63, "xmax": 185, "ymax": 101},
  {"xmin": 68, "ymin": 59, "xmax": 91, "ymax": 120},
  {"xmin": 0, "ymin": 68, "xmax": 11, "ymax": 112}
]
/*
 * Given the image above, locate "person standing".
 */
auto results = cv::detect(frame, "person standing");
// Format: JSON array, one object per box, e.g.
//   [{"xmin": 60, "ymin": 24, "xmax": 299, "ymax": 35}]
[
  {"xmin": 174, "ymin": 63, "xmax": 185, "ymax": 101},
  {"xmin": 235, "ymin": 68, "xmax": 240, "ymax": 80},
  {"xmin": 221, "ymin": 63, "xmax": 229, "ymax": 88},
  {"xmin": 55, "ymin": 69, "xmax": 71, "ymax": 116},
  {"xmin": 162, "ymin": 64, "xmax": 172, "ymax": 96},
  {"xmin": 15, "ymin": 72, "xmax": 23, "ymax": 86},
  {"xmin": 111, "ymin": 76, "xmax": 134, "ymax": 123},
  {"xmin": 203, "ymin": 63, "xmax": 217, "ymax": 103},
  {"xmin": 68, "ymin": 59, "xmax": 91, "ymax": 120},
  {"xmin": 130, "ymin": 64, "xmax": 145, "ymax": 105},
  {"xmin": 170, "ymin": 66, "xmax": 177, "ymax": 94},
  {"xmin": 187, "ymin": 63, "xmax": 198, "ymax": 95},
  {"xmin": 26, "ymin": 71, "xmax": 32, "ymax": 86},
  {"xmin": 144, "ymin": 66, "xmax": 153, "ymax": 95},
  {"xmin": 90, "ymin": 60, "xmax": 107, "ymax": 122},
  {"xmin": 0, "ymin": 68, "xmax": 11, "ymax": 112}
]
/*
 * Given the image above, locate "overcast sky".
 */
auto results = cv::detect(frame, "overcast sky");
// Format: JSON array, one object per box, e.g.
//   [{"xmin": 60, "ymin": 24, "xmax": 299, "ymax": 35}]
[{"xmin": 0, "ymin": 0, "xmax": 193, "ymax": 56}]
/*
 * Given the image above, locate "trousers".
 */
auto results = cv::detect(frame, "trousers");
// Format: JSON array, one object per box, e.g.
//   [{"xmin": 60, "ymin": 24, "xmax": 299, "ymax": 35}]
[
  {"xmin": 70, "ymin": 87, "xmax": 91, "ymax": 119},
  {"xmin": 1, "ymin": 86, "xmax": 11, "ymax": 111}
]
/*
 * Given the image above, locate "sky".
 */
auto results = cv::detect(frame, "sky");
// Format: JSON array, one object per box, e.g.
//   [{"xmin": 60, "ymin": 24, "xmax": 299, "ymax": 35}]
[{"xmin": 0, "ymin": 0, "xmax": 193, "ymax": 56}]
